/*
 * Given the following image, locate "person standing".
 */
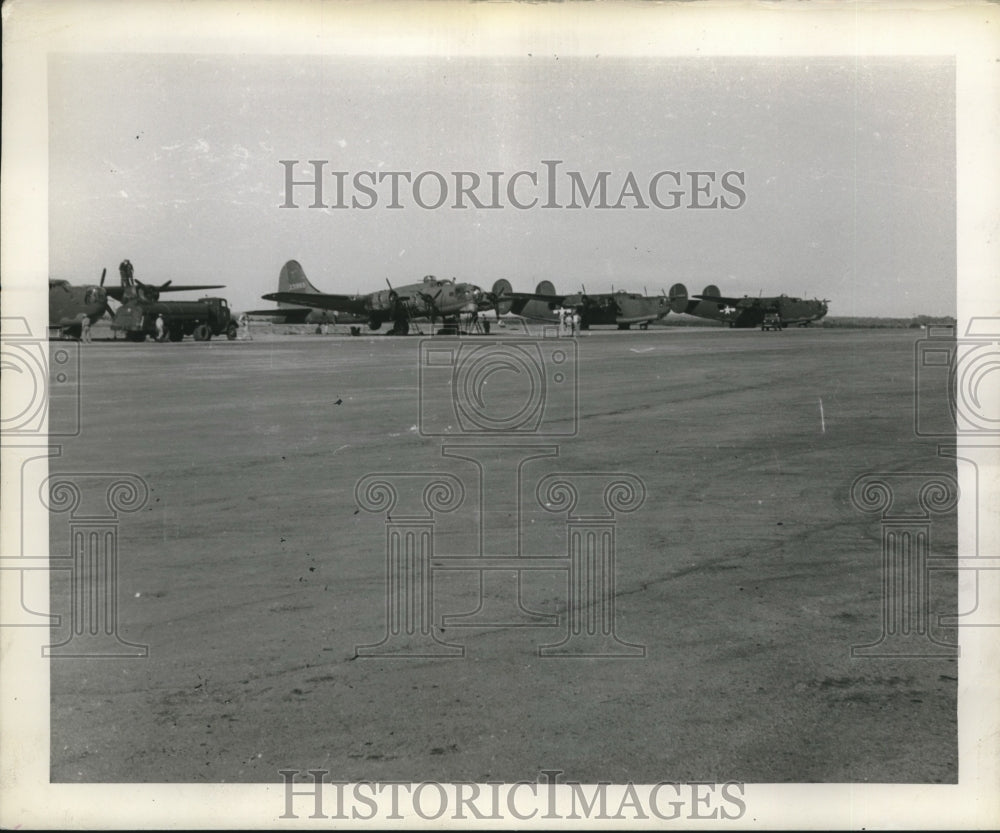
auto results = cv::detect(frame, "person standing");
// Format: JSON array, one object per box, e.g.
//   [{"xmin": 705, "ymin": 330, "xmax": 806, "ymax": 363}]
[
  {"xmin": 155, "ymin": 314, "xmax": 166, "ymax": 342},
  {"xmin": 80, "ymin": 317, "xmax": 92, "ymax": 343},
  {"xmin": 239, "ymin": 312, "xmax": 252, "ymax": 340}
]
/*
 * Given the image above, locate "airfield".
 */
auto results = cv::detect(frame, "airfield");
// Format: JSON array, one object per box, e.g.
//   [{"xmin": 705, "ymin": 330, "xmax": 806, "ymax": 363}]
[{"xmin": 45, "ymin": 322, "xmax": 957, "ymax": 784}]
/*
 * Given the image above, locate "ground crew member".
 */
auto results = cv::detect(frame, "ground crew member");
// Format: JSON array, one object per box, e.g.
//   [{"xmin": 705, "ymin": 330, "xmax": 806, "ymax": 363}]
[
  {"xmin": 155, "ymin": 314, "xmax": 166, "ymax": 342},
  {"xmin": 80, "ymin": 317, "xmax": 92, "ymax": 343}
]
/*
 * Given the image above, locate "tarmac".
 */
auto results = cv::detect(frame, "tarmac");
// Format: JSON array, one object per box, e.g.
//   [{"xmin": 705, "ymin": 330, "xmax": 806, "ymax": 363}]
[{"xmin": 46, "ymin": 323, "xmax": 958, "ymax": 783}]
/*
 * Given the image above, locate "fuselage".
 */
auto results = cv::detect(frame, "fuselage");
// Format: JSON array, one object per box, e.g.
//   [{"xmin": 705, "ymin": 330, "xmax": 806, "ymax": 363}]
[
  {"xmin": 557, "ymin": 291, "xmax": 672, "ymax": 329},
  {"xmin": 688, "ymin": 294, "xmax": 828, "ymax": 328},
  {"xmin": 366, "ymin": 275, "xmax": 482, "ymax": 327}
]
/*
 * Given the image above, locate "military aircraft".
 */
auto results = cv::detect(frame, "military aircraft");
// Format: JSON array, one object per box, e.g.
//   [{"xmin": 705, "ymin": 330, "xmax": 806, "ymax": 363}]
[
  {"xmin": 48, "ymin": 260, "xmax": 225, "ymax": 338},
  {"xmin": 260, "ymin": 260, "xmax": 487, "ymax": 335},
  {"xmin": 670, "ymin": 283, "xmax": 829, "ymax": 329},
  {"xmin": 49, "ymin": 272, "xmax": 114, "ymax": 338},
  {"xmin": 242, "ymin": 261, "xmax": 363, "ymax": 326},
  {"xmin": 491, "ymin": 280, "xmax": 688, "ymax": 330}
]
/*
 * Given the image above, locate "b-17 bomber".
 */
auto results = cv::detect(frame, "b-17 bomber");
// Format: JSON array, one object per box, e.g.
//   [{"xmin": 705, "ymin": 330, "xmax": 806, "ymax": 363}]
[{"xmin": 260, "ymin": 260, "xmax": 488, "ymax": 335}]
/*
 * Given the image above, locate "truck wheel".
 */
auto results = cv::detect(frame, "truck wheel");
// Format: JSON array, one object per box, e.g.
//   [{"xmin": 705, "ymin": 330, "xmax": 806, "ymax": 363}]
[
  {"xmin": 193, "ymin": 324, "xmax": 211, "ymax": 341},
  {"xmin": 169, "ymin": 326, "xmax": 184, "ymax": 342},
  {"xmin": 226, "ymin": 323, "xmax": 238, "ymax": 340}
]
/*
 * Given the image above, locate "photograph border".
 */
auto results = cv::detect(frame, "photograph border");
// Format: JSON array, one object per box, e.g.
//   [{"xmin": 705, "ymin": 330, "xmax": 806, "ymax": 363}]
[{"xmin": 2, "ymin": 0, "xmax": 998, "ymax": 828}]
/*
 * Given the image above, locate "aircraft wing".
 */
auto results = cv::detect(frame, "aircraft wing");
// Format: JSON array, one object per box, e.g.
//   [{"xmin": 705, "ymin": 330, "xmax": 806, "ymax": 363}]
[
  {"xmin": 502, "ymin": 290, "xmax": 568, "ymax": 305},
  {"xmin": 616, "ymin": 313, "xmax": 666, "ymax": 325},
  {"xmin": 240, "ymin": 307, "xmax": 313, "ymax": 323},
  {"xmin": 494, "ymin": 290, "xmax": 568, "ymax": 319},
  {"xmin": 105, "ymin": 284, "xmax": 225, "ymax": 301},
  {"xmin": 262, "ymin": 291, "xmax": 367, "ymax": 316},
  {"xmin": 691, "ymin": 293, "xmax": 752, "ymax": 306}
]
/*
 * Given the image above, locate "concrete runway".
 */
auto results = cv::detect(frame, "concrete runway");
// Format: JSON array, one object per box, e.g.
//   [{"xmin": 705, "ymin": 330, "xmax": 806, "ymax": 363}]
[{"xmin": 47, "ymin": 325, "xmax": 957, "ymax": 783}]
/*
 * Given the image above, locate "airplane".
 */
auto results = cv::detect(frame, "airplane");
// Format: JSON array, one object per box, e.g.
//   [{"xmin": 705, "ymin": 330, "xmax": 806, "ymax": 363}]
[
  {"xmin": 669, "ymin": 283, "xmax": 830, "ymax": 329},
  {"xmin": 49, "ymin": 272, "xmax": 114, "ymax": 339},
  {"xmin": 260, "ymin": 260, "xmax": 487, "ymax": 335},
  {"xmin": 48, "ymin": 259, "xmax": 225, "ymax": 338},
  {"xmin": 490, "ymin": 280, "xmax": 689, "ymax": 330},
  {"xmin": 242, "ymin": 261, "xmax": 364, "ymax": 326}
]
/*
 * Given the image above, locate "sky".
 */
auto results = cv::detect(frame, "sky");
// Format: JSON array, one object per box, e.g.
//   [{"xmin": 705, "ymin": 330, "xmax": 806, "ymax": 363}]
[{"xmin": 48, "ymin": 54, "xmax": 956, "ymax": 318}]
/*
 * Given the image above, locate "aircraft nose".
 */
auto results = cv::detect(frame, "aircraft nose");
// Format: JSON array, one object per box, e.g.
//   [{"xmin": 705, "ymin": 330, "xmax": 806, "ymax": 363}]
[{"xmin": 84, "ymin": 286, "xmax": 108, "ymax": 305}]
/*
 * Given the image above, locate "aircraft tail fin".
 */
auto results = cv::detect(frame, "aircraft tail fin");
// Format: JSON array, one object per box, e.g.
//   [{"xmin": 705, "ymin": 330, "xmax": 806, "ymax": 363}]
[
  {"xmin": 535, "ymin": 280, "xmax": 556, "ymax": 297},
  {"xmin": 278, "ymin": 260, "xmax": 321, "ymax": 295},
  {"xmin": 702, "ymin": 284, "xmax": 720, "ymax": 298},
  {"xmin": 668, "ymin": 283, "xmax": 689, "ymax": 314}
]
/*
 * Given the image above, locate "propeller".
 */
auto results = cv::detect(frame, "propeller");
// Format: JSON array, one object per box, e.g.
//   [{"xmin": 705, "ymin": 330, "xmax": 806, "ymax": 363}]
[
  {"xmin": 382, "ymin": 278, "xmax": 405, "ymax": 319},
  {"xmin": 416, "ymin": 287, "xmax": 444, "ymax": 318},
  {"xmin": 130, "ymin": 277, "xmax": 176, "ymax": 302},
  {"xmin": 97, "ymin": 270, "xmax": 116, "ymax": 319},
  {"xmin": 484, "ymin": 279, "xmax": 513, "ymax": 315}
]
